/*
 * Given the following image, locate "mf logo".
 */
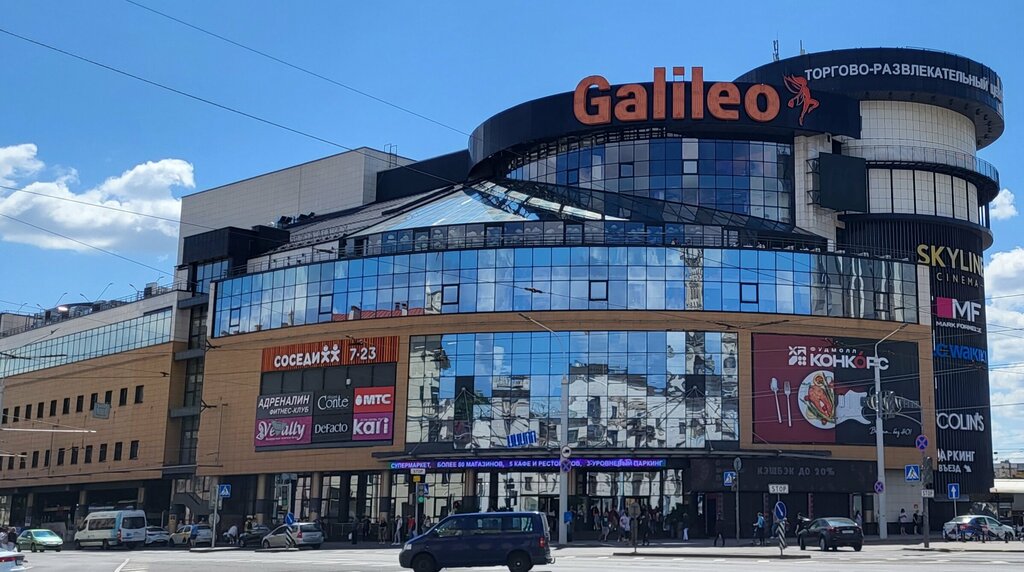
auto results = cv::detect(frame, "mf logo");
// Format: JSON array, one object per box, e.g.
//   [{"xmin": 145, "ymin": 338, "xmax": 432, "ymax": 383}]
[
  {"xmin": 788, "ymin": 346, "xmax": 808, "ymax": 366},
  {"xmin": 935, "ymin": 297, "xmax": 982, "ymax": 322}
]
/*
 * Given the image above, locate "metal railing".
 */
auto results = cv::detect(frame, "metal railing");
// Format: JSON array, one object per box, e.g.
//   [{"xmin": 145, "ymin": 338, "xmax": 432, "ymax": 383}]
[{"xmin": 843, "ymin": 144, "xmax": 999, "ymax": 187}]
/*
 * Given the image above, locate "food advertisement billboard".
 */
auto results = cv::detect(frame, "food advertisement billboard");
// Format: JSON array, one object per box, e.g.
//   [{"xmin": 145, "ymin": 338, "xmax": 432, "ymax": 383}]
[{"xmin": 752, "ymin": 334, "xmax": 921, "ymax": 446}]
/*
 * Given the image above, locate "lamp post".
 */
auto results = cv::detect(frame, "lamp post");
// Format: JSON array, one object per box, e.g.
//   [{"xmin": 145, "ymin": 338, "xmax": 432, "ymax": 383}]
[
  {"xmin": 518, "ymin": 314, "xmax": 569, "ymax": 546},
  {"xmin": 873, "ymin": 322, "xmax": 908, "ymax": 540}
]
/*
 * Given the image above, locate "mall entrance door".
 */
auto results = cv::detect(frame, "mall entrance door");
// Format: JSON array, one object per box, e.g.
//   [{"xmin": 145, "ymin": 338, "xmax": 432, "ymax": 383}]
[{"xmin": 539, "ymin": 496, "xmax": 559, "ymax": 532}]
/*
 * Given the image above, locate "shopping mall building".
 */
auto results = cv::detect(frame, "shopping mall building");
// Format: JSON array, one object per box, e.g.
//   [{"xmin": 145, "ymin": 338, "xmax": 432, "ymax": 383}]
[{"xmin": 0, "ymin": 47, "xmax": 1004, "ymax": 538}]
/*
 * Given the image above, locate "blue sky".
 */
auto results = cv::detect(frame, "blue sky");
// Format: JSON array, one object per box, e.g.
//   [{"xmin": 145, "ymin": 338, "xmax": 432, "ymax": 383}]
[{"xmin": 2, "ymin": 0, "xmax": 1023, "ymax": 458}]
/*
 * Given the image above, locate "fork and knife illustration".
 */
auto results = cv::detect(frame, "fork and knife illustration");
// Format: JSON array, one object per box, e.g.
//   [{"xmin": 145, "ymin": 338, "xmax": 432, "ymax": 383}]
[{"xmin": 770, "ymin": 377, "xmax": 792, "ymax": 427}]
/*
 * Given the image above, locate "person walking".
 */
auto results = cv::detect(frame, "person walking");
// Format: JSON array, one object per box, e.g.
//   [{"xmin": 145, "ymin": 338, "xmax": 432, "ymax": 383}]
[
  {"xmin": 392, "ymin": 515, "xmax": 403, "ymax": 545},
  {"xmin": 714, "ymin": 514, "xmax": 727, "ymax": 547},
  {"xmin": 755, "ymin": 512, "xmax": 766, "ymax": 546},
  {"xmin": 682, "ymin": 512, "xmax": 690, "ymax": 541},
  {"xmin": 854, "ymin": 510, "xmax": 863, "ymax": 529},
  {"xmin": 600, "ymin": 512, "xmax": 610, "ymax": 542},
  {"xmin": 619, "ymin": 512, "xmax": 631, "ymax": 543},
  {"xmin": 898, "ymin": 509, "xmax": 908, "ymax": 535}
]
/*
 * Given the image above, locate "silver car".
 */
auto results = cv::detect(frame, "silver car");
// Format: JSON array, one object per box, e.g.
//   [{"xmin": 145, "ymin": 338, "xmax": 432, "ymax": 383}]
[
  {"xmin": 261, "ymin": 523, "xmax": 323, "ymax": 549},
  {"xmin": 943, "ymin": 515, "xmax": 1015, "ymax": 541}
]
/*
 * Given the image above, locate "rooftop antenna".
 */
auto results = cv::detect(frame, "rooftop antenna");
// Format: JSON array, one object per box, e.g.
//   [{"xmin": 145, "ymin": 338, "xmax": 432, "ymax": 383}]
[
  {"xmin": 772, "ymin": 39, "xmax": 780, "ymax": 62},
  {"xmin": 800, "ymin": 40, "xmax": 807, "ymax": 55}
]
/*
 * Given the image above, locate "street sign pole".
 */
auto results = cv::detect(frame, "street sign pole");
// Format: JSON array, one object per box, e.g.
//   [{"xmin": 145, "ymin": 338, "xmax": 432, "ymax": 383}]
[
  {"xmin": 733, "ymin": 457, "xmax": 742, "ymax": 544},
  {"xmin": 211, "ymin": 478, "xmax": 219, "ymax": 548},
  {"xmin": 922, "ymin": 455, "xmax": 931, "ymax": 548}
]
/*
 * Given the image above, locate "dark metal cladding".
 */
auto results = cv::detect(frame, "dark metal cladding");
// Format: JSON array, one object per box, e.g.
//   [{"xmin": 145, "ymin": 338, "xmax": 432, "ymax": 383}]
[{"xmin": 737, "ymin": 48, "xmax": 1004, "ymax": 148}]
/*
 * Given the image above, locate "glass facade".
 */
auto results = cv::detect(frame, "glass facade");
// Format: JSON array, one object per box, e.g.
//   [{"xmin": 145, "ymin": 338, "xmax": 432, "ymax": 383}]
[
  {"xmin": 505, "ymin": 136, "xmax": 794, "ymax": 223},
  {"xmin": 1, "ymin": 308, "xmax": 173, "ymax": 376},
  {"xmin": 406, "ymin": 330, "xmax": 740, "ymax": 450},
  {"xmin": 212, "ymin": 247, "xmax": 916, "ymax": 336}
]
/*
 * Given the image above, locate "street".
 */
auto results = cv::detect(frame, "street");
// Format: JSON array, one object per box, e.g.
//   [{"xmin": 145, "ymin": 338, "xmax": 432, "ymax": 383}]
[{"xmin": 14, "ymin": 543, "xmax": 1024, "ymax": 572}]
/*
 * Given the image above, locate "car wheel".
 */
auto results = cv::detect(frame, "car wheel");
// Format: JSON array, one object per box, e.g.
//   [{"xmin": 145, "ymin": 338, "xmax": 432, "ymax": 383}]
[
  {"xmin": 262, "ymin": 540, "xmax": 270, "ymax": 549},
  {"xmin": 799, "ymin": 536, "xmax": 805, "ymax": 550},
  {"xmin": 75, "ymin": 541, "xmax": 83, "ymax": 550},
  {"xmin": 312, "ymin": 543, "xmax": 321, "ymax": 550},
  {"xmin": 853, "ymin": 544, "xmax": 862, "ymax": 552},
  {"xmin": 14, "ymin": 544, "xmax": 20, "ymax": 552},
  {"xmin": 819, "ymin": 536, "xmax": 828, "ymax": 551},
  {"xmin": 102, "ymin": 540, "xmax": 110, "ymax": 551},
  {"xmin": 56, "ymin": 546, "xmax": 62, "ymax": 552},
  {"xmin": 412, "ymin": 554, "xmax": 437, "ymax": 572},
  {"xmin": 507, "ymin": 550, "xmax": 533, "ymax": 572},
  {"xmin": 169, "ymin": 539, "xmax": 176, "ymax": 547}
]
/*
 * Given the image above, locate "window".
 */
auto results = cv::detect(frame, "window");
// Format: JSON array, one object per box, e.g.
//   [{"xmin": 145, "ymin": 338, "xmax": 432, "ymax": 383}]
[
  {"xmin": 129, "ymin": 440, "xmax": 139, "ymax": 460},
  {"xmin": 98, "ymin": 444, "xmax": 108, "ymax": 462},
  {"xmin": 57, "ymin": 448, "xmax": 65, "ymax": 466},
  {"xmin": 12, "ymin": 406, "xmax": 19, "ymax": 423},
  {"xmin": 589, "ymin": 280, "xmax": 608, "ymax": 301},
  {"xmin": 37, "ymin": 402, "xmax": 43, "ymax": 419},
  {"xmin": 8, "ymin": 456, "xmax": 14, "ymax": 470},
  {"xmin": 85, "ymin": 445, "xmax": 93, "ymax": 464},
  {"xmin": 76, "ymin": 395, "xmax": 84, "ymax": 413},
  {"xmin": 104, "ymin": 390, "xmax": 112, "ymax": 405},
  {"xmin": 188, "ymin": 306, "xmax": 208, "ymax": 349},
  {"xmin": 442, "ymin": 285, "xmax": 459, "ymax": 305},
  {"xmin": 71, "ymin": 447, "xmax": 79, "ymax": 465},
  {"xmin": 2, "ymin": 408, "xmax": 7, "ymax": 424},
  {"xmin": 43, "ymin": 450, "xmax": 50, "ymax": 467},
  {"xmin": 31, "ymin": 451, "xmax": 39, "ymax": 468},
  {"xmin": 740, "ymin": 283, "xmax": 759, "ymax": 304},
  {"xmin": 24, "ymin": 404, "xmax": 31, "ymax": 420},
  {"xmin": 49, "ymin": 400, "xmax": 57, "ymax": 417},
  {"xmin": 119, "ymin": 388, "xmax": 128, "ymax": 407},
  {"xmin": 18, "ymin": 454, "xmax": 25, "ymax": 470},
  {"xmin": 90, "ymin": 393, "xmax": 98, "ymax": 411},
  {"xmin": 62, "ymin": 398, "xmax": 70, "ymax": 415},
  {"xmin": 114, "ymin": 442, "xmax": 123, "ymax": 461},
  {"xmin": 134, "ymin": 385, "xmax": 144, "ymax": 404}
]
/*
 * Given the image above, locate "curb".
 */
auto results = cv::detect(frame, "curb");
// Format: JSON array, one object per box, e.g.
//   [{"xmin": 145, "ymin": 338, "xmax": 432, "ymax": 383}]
[
  {"xmin": 612, "ymin": 551, "xmax": 811, "ymax": 559},
  {"xmin": 903, "ymin": 546, "xmax": 1024, "ymax": 554},
  {"xmin": 188, "ymin": 546, "xmax": 242, "ymax": 553}
]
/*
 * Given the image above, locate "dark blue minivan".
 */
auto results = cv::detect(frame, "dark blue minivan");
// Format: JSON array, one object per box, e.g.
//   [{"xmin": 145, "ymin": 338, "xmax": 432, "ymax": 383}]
[{"xmin": 399, "ymin": 512, "xmax": 553, "ymax": 572}]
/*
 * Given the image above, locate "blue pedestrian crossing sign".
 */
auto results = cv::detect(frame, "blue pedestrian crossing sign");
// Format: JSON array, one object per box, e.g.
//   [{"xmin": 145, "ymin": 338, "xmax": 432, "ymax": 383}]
[
  {"xmin": 218, "ymin": 484, "xmax": 232, "ymax": 498},
  {"xmin": 904, "ymin": 464, "xmax": 921, "ymax": 482},
  {"xmin": 723, "ymin": 471, "xmax": 737, "ymax": 487},
  {"xmin": 947, "ymin": 483, "xmax": 960, "ymax": 500}
]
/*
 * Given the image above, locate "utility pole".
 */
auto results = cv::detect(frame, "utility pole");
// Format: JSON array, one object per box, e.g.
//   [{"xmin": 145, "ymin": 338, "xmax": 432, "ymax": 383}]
[
  {"xmin": 922, "ymin": 455, "xmax": 933, "ymax": 548},
  {"xmin": 873, "ymin": 323, "xmax": 907, "ymax": 539}
]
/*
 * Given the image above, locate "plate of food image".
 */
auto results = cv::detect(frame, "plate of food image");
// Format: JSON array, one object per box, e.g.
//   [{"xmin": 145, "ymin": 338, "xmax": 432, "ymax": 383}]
[{"xmin": 798, "ymin": 370, "xmax": 837, "ymax": 429}]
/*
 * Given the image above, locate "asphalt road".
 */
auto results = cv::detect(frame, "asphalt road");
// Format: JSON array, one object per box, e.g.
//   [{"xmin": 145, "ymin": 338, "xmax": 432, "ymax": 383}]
[{"xmin": 15, "ymin": 543, "xmax": 1024, "ymax": 572}]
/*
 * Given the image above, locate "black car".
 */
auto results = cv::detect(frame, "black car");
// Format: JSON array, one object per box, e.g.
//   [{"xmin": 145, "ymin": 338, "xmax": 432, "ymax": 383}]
[
  {"xmin": 399, "ymin": 512, "xmax": 553, "ymax": 572},
  {"xmin": 798, "ymin": 517, "xmax": 863, "ymax": 551},
  {"xmin": 238, "ymin": 524, "xmax": 270, "ymax": 547}
]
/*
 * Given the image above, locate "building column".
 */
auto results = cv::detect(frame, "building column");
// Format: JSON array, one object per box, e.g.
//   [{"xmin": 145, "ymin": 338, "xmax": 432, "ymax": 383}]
[
  {"xmin": 356, "ymin": 474, "xmax": 368, "ymax": 519},
  {"xmin": 464, "ymin": 469, "xmax": 477, "ymax": 513},
  {"xmin": 255, "ymin": 474, "xmax": 269, "ymax": 525},
  {"xmin": 379, "ymin": 470, "xmax": 393, "ymax": 518},
  {"xmin": 340, "ymin": 474, "xmax": 352, "ymax": 522},
  {"xmin": 309, "ymin": 472, "xmax": 323, "ymax": 520},
  {"xmin": 24, "ymin": 493, "xmax": 34, "ymax": 528},
  {"xmin": 75, "ymin": 490, "xmax": 88, "ymax": 530},
  {"xmin": 136, "ymin": 485, "xmax": 146, "ymax": 509}
]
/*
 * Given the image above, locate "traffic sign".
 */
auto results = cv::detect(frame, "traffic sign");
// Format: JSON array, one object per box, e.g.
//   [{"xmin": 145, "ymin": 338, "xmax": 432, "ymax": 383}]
[
  {"xmin": 921, "ymin": 489, "xmax": 935, "ymax": 498},
  {"xmin": 905, "ymin": 464, "xmax": 921, "ymax": 482},
  {"xmin": 947, "ymin": 483, "xmax": 960, "ymax": 500},
  {"xmin": 773, "ymin": 501, "xmax": 787, "ymax": 520},
  {"xmin": 733, "ymin": 457, "xmax": 743, "ymax": 471},
  {"xmin": 874, "ymin": 480, "xmax": 885, "ymax": 494},
  {"xmin": 559, "ymin": 459, "xmax": 571, "ymax": 473},
  {"xmin": 217, "ymin": 484, "xmax": 232, "ymax": 498},
  {"xmin": 560, "ymin": 445, "xmax": 572, "ymax": 459},
  {"xmin": 563, "ymin": 511, "xmax": 573, "ymax": 524},
  {"xmin": 723, "ymin": 471, "xmax": 737, "ymax": 487},
  {"xmin": 422, "ymin": 483, "xmax": 430, "ymax": 496},
  {"xmin": 768, "ymin": 483, "xmax": 789, "ymax": 495},
  {"xmin": 411, "ymin": 468, "xmax": 426, "ymax": 476},
  {"xmin": 915, "ymin": 434, "xmax": 929, "ymax": 451}
]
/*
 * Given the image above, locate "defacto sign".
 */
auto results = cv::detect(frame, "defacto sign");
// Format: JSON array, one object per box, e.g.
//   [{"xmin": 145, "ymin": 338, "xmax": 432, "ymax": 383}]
[{"xmin": 573, "ymin": 66, "xmax": 830, "ymax": 128}]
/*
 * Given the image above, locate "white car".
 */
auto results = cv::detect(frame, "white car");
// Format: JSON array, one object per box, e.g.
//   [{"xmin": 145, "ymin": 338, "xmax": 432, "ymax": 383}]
[
  {"xmin": 169, "ymin": 524, "xmax": 213, "ymax": 548},
  {"xmin": 0, "ymin": 550, "xmax": 26, "ymax": 572},
  {"xmin": 943, "ymin": 515, "xmax": 1015, "ymax": 541},
  {"xmin": 145, "ymin": 526, "xmax": 170, "ymax": 546},
  {"xmin": 260, "ymin": 523, "xmax": 323, "ymax": 549}
]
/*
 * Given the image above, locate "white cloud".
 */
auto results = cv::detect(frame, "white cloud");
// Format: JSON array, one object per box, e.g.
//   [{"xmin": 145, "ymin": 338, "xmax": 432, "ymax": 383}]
[
  {"xmin": 0, "ymin": 144, "xmax": 192, "ymax": 253},
  {"xmin": 0, "ymin": 143, "xmax": 45, "ymax": 186},
  {"xmin": 986, "ymin": 247, "xmax": 1024, "ymax": 460},
  {"xmin": 990, "ymin": 188, "xmax": 1017, "ymax": 221}
]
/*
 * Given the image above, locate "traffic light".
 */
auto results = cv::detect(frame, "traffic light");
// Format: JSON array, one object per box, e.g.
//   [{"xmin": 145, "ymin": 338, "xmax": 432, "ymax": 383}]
[{"xmin": 923, "ymin": 456, "xmax": 934, "ymax": 487}]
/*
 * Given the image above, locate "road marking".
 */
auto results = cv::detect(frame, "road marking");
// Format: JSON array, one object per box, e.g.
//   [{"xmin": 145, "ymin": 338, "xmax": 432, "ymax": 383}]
[{"xmin": 114, "ymin": 559, "xmax": 131, "ymax": 572}]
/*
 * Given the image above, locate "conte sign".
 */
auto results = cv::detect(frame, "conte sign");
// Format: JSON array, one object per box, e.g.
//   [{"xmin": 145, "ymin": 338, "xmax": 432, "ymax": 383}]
[{"xmin": 261, "ymin": 336, "xmax": 399, "ymax": 372}]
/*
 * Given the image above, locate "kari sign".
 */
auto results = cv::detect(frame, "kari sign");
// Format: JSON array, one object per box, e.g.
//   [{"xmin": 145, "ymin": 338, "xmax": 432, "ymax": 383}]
[{"xmin": 752, "ymin": 334, "xmax": 921, "ymax": 446}]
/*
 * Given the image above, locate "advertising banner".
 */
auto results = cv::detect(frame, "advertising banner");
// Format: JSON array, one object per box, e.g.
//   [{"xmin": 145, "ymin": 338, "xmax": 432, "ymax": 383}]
[
  {"xmin": 752, "ymin": 334, "xmax": 921, "ymax": 446},
  {"xmin": 261, "ymin": 336, "xmax": 399, "ymax": 372}
]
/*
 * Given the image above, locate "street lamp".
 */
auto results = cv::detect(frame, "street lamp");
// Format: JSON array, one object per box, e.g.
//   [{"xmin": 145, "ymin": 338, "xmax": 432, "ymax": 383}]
[
  {"xmin": 874, "ymin": 322, "xmax": 908, "ymax": 540},
  {"xmin": 518, "ymin": 313, "xmax": 569, "ymax": 546}
]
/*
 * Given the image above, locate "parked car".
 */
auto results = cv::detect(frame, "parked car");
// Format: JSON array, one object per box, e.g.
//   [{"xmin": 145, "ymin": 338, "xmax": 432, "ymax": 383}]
[
  {"xmin": 144, "ymin": 526, "xmax": 170, "ymax": 546},
  {"xmin": 943, "ymin": 515, "xmax": 1015, "ymax": 541},
  {"xmin": 169, "ymin": 524, "xmax": 213, "ymax": 548},
  {"xmin": 238, "ymin": 524, "xmax": 270, "ymax": 547},
  {"xmin": 260, "ymin": 523, "xmax": 323, "ymax": 549},
  {"xmin": 399, "ymin": 511, "xmax": 554, "ymax": 572},
  {"xmin": 14, "ymin": 529, "xmax": 63, "ymax": 552},
  {"xmin": 0, "ymin": 550, "xmax": 26, "ymax": 572},
  {"xmin": 73, "ymin": 510, "xmax": 147, "ymax": 550},
  {"xmin": 797, "ymin": 517, "xmax": 863, "ymax": 551}
]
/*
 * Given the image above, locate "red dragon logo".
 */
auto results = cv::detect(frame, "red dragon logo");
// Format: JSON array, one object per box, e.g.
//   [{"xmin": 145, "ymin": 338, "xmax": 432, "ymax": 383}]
[{"xmin": 783, "ymin": 75, "xmax": 819, "ymax": 126}]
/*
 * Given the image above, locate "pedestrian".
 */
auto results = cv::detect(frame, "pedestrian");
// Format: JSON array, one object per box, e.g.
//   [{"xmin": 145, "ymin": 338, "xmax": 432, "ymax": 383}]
[
  {"xmin": 682, "ymin": 512, "xmax": 690, "ymax": 541},
  {"xmin": 755, "ymin": 512, "xmax": 766, "ymax": 546},
  {"xmin": 913, "ymin": 507, "xmax": 921, "ymax": 535},
  {"xmin": 899, "ymin": 508, "xmax": 908, "ymax": 535},
  {"xmin": 351, "ymin": 519, "xmax": 359, "ymax": 545},
  {"xmin": 393, "ymin": 515, "xmax": 403, "ymax": 545},
  {"xmin": 600, "ymin": 513, "xmax": 610, "ymax": 542},
  {"xmin": 854, "ymin": 511, "xmax": 863, "ymax": 529},
  {"xmin": 619, "ymin": 512, "xmax": 630, "ymax": 543},
  {"xmin": 378, "ymin": 517, "xmax": 387, "ymax": 544},
  {"xmin": 639, "ymin": 513, "xmax": 650, "ymax": 546},
  {"xmin": 714, "ymin": 514, "xmax": 726, "ymax": 547}
]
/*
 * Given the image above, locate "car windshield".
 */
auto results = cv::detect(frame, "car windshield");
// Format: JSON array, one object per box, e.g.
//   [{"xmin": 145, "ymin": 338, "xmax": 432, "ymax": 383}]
[
  {"xmin": 32, "ymin": 530, "xmax": 59, "ymax": 538},
  {"xmin": 299, "ymin": 524, "xmax": 321, "ymax": 532},
  {"xmin": 824, "ymin": 518, "xmax": 857, "ymax": 527},
  {"xmin": 950, "ymin": 516, "xmax": 973, "ymax": 523},
  {"xmin": 195, "ymin": 525, "xmax": 210, "ymax": 531},
  {"xmin": 122, "ymin": 517, "xmax": 146, "ymax": 529}
]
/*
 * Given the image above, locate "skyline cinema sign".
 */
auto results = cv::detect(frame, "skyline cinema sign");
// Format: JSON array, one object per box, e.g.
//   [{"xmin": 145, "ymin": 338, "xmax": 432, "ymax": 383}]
[{"xmin": 573, "ymin": 66, "xmax": 817, "ymax": 126}]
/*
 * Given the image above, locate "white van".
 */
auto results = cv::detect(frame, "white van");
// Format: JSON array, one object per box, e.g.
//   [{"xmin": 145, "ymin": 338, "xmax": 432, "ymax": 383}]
[{"xmin": 73, "ymin": 510, "xmax": 147, "ymax": 550}]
